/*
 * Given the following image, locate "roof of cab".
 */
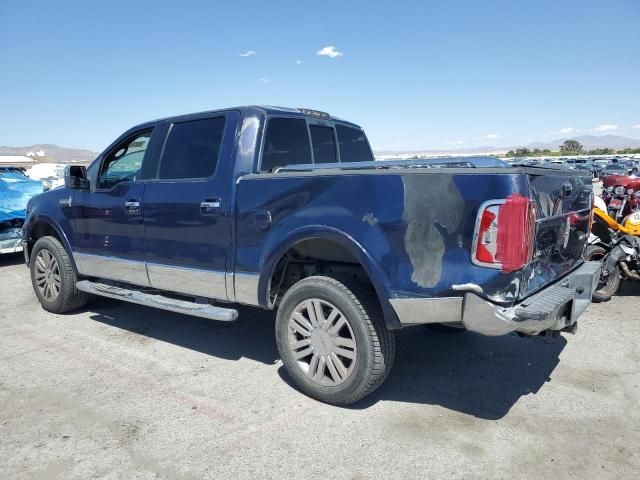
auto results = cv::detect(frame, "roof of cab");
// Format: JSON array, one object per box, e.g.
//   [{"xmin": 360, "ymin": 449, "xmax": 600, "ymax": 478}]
[{"xmin": 137, "ymin": 106, "xmax": 362, "ymax": 130}]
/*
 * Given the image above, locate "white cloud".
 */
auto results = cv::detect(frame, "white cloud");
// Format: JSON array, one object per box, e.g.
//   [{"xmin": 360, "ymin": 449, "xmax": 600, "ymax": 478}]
[
  {"xmin": 594, "ymin": 124, "xmax": 618, "ymax": 132},
  {"xmin": 632, "ymin": 124, "xmax": 640, "ymax": 129},
  {"xmin": 316, "ymin": 46, "xmax": 343, "ymax": 58},
  {"xmin": 296, "ymin": 60, "xmax": 303, "ymax": 65},
  {"xmin": 239, "ymin": 50, "xmax": 256, "ymax": 57},
  {"xmin": 470, "ymin": 134, "xmax": 499, "ymax": 141},
  {"xmin": 547, "ymin": 127, "xmax": 581, "ymax": 135},
  {"xmin": 259, "ymin": 78, "xmax": 270, "ymax": 84}
]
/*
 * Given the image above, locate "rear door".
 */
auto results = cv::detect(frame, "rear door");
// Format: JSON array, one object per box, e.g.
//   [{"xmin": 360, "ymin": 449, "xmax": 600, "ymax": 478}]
[{"xmin": 143, "ymin": 111, "xmax": 240, "ymax": 300}]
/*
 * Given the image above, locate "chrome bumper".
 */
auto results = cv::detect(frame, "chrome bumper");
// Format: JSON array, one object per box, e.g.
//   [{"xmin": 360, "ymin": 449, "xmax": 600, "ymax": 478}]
[
  {"xmin": 390, "ymin": 261, "xmax": 601, "ymax": 336},
  {"xmin": 462, "ymin": 261, "xmax": 600, "ymax": 336}
]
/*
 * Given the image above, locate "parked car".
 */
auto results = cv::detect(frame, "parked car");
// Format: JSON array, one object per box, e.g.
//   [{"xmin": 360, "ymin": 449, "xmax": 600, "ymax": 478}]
[
  {"xmin": 601, "ymin": 163, "xmax": 629, "ymax": 178},
  {"xmin": 622, "ymin": 160, "xmax": 639, "ymax": 175},
  {"xmin": 0, "ymin": 166, "xmax": 27, "ymax": 175},
  {"xmin": 590, "ymin": 162, "xmax": 605, "ymax": 178},
  {"xmin": 547, "ymin": 159, "xmax": 567, "ymax": 166},
  {"xmin": 22, "ymin": 106, "xmax": 600, "ymax": 405},
  {"xmin": 26, "ymin": 163, "xmax": 67, "ymax": 190},
  {"xmin": 0, "ymin": 170, "xmax": 44, "ymax": 254}
]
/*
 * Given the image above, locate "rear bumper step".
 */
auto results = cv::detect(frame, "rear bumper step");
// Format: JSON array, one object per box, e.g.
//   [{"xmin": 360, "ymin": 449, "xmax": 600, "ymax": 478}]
[
  {"xmin": 76, "ymin": 280, "xmax": 238, "ymax": 322},
  {"xmin": 461, "ymin": 261, "xmax": 601, "ymax": 336}
]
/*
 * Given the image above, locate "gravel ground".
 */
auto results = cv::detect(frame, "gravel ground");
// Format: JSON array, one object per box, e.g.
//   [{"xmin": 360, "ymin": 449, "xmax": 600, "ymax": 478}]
[{"xmin": 1, "ymin": 252, "xmax": 639, "ymax": 479}]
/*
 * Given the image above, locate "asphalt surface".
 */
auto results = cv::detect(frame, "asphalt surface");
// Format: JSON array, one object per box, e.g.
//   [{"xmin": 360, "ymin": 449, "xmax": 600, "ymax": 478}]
[{"xmin": 1, "ymin": 252, "xmax": 639, "ymax": 479}]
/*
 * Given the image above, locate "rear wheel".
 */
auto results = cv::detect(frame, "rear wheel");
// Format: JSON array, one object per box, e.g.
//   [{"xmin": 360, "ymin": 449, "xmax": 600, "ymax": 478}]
[
  {"xmin": 585, "ymin": 244, "xmax": 621, "ymax": 302},
  {"xmin": 30, "ymin": 236, "xmax": 88, "ymax": 313},
  {"xmin": 275, "ymin": 276, "xmax": 395, "ymax": 406}
]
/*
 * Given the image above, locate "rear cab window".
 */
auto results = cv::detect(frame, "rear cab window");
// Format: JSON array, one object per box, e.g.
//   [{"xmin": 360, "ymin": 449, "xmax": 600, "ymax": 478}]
[
  {"xmin": 309, "ymin": 124, "xmax": 337, "ymax": 164},
  {"xmin": 336, "ymin": 125, "xmax": 374, "ymax": 163},
  {"xmin": 259, "ymin": 116, "xmax": 373, "ymax": 172},
  {"xmin": 260, "ymin": 118, "xmax": 312, "ymax": 172}
]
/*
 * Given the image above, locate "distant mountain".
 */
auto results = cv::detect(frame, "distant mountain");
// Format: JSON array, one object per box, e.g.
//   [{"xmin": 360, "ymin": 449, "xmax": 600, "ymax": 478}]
[
  {"xmin": 375, "ymin": 146, "xmax": 507, "ymax": 158},
  {"xmin": 374, "ymin": 135, "xmax": 640, "ymax": 158},
  {"xmin": 526, "ymin": 135, "xmax": 640, "ymax": 151},
  {"xmin": 0, "ymin": 144, "xmax": 98, "ymax": 163}
]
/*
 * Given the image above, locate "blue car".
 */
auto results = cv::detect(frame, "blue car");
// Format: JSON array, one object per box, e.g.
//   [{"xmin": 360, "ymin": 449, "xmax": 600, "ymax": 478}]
[{"xmin": 1, "ymin": 170, "xmax": 44, "ymax": 254}]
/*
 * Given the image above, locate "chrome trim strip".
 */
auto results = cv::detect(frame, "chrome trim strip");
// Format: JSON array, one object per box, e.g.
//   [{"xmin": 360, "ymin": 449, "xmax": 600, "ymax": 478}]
[
  {"xmin": 225, "ymin": 271, "xmax": 236, "ymax": 302},
  {"xmin": 146, "ymin": 262, "xmax": 227, "ymax": 300},
  {"xmin": 234, "ymin": 272, "xmax": 260, "ymax": 306},
  {"xmin": 0, "ymin": 245, "xmax": 23, "ymax": 254},
  {"xmin": 390, "ymin": 297, "xmax": 463, "ymax": 325},
  {"xmin": 73, "ymin": 252, "xmax": 150, "ymax": 287}
]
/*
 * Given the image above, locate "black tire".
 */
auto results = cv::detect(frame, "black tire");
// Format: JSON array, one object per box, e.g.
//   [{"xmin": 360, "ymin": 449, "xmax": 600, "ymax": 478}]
[
  {"xmin": 585, "ymin": 244, "xmax": 621, "ymax": 302},
  {"xmin": 275, "ymin": 276, "xmax": 395, "ymax": 406},
  {"xmin": 30, "ymin": 236, "xmax": 89, "ymax": 313}
]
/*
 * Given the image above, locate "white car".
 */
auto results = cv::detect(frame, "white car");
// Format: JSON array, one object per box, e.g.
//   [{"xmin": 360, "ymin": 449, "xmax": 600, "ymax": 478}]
[{"xmin": 26, "ymin": 163, "xmax": 67, "ymax": 190}]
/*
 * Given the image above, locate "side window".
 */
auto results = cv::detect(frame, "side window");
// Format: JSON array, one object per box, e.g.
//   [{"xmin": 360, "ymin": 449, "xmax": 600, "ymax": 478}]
[
  {"xmin": 336, "ymin": 125, "xmax": 374, "ymax": 163},
  {"xmin": 309, "ymin": 125, "xmax": 337, "ymax": 164},
  {"xmin": 97, "ymin": 130, "xmax": 152, "ymax": 189},
  {"xmin": 261, "ymin": 118, "xmax": 311, "ymax": 172},
  {"xmin": 158, "ymin": 117, "xmax": 226, "ymax": 180}
]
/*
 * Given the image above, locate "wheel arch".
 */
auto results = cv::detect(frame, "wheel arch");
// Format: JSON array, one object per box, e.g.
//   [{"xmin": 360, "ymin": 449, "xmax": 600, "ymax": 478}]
[
  {"xmin": 258, "ymin": 226, "xmax": 401, "ymax": 329},
  {"xmin": 24, "ymin": 214, "xmax": 78, "ymax": 274}
]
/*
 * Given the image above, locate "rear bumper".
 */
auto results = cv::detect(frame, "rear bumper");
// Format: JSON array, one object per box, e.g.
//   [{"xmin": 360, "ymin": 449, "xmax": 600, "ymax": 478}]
[
  {"xmin": 390, "ymin": 261, "xmax": 601, "ymax": 336},
  {"xmin": 461, "ymin": 261, "xmax": 601, "ymax": 336}
]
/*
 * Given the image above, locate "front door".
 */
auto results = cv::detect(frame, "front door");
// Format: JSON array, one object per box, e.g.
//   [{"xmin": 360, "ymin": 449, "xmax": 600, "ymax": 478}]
[
  {"xmin": 142, "ymin": 111, "xmax": 240, "ymax": 300},
  {"xmin": 72, "ymin": 129, "xmax": 156, "ymax": 286}
]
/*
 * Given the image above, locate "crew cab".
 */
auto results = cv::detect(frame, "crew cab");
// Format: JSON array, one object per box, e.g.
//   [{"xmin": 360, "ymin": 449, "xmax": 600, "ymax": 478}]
[{"xmin": 23, "ymin": 106, "xmax": 600, "ymax": 405}]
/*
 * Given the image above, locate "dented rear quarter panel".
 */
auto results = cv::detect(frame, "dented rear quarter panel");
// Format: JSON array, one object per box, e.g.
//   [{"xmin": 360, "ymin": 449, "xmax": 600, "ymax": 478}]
[{"xmin": 235, "ymin": 168, "xmax": 591, "ymax": 313}]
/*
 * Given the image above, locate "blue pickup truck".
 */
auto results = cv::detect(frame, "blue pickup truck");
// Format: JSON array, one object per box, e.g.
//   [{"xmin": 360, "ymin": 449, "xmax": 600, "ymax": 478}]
[{"xmin": 23, "ymin": 106, "xmax": 599, "ymax": 405}]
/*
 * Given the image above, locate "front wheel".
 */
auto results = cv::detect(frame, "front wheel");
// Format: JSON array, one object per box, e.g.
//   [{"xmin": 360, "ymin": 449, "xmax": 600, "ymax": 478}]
[
  {"xmin": 275, "ymin": 276, "xmax": 395, "ymax": 406},
  {"xmin": 30, "ymin": 236, "xmax": 89, "ymax": 313},
  {"xmin": 585, "ymin": 244, "xmax": 621, "ymax": 302}
]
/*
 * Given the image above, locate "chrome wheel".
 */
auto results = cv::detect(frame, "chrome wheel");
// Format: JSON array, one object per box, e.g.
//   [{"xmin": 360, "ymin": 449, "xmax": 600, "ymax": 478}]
[
  {"xmin": 287, "ymin": 299, "xmax": 357, "ymax": 386},
  {"xmin": 34, "ymin": 249, "xmax": 61, "ymax": 302}
]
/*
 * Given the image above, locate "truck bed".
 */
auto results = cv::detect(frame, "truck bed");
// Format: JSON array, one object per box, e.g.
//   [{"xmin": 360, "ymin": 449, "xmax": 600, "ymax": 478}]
[{"xmin": 235, "ymin": 164, "xmax": 592, "ymax": 307}]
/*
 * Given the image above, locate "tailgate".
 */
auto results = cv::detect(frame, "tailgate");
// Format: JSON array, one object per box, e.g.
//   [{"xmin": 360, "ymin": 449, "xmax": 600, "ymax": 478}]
[{"xmin": 519, "ymin": 171, "xmax": 593, "ymax": 299}]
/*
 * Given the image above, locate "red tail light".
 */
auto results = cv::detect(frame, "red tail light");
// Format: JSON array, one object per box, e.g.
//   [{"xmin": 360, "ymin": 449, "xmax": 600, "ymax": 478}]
[
  {"xmin": 474, "ymin": 205, "xmax": 500, "ymax": 264},
  {"xmin": 473, "ymin": 194, "xmax": 536, "ymax": 272}
]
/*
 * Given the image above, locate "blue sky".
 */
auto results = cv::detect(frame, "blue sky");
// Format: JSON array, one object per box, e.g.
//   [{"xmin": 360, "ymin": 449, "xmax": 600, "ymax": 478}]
[{"xmin": 1, "ymin": 0, "xmax": 639, "ymax": 152}]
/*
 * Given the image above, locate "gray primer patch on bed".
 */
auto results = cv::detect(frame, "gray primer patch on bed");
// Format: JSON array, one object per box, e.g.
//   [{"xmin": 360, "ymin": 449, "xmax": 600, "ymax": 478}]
[{"xmin": 402, "ymin": 174, "xmax": 465, "ymax": 288}]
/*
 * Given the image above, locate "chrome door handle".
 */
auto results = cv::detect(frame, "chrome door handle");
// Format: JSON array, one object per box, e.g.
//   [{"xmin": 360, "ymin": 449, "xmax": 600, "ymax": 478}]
[
  {"xmin": 124, "ymin": 200, "xmax": 140, "ymax": 214},
  {"xmin": 200, "ymin": 200, "xmax": 221, "ymax": 209},
  {"xmin": 200, "ymin": 198, "xmax": 222, "ymax": 216}
]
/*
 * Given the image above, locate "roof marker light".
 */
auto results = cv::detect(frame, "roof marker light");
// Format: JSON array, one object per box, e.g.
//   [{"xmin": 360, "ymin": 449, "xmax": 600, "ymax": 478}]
[{"xmin": 299, "ymin": 108, "xmax": 330, "ymax": 120}]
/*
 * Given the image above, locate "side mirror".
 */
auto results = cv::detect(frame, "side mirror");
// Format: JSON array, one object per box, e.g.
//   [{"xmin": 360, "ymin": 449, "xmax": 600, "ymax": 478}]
[{"xmin": 64, "ymin": 165, "xmax": 89, "ymax": 189}]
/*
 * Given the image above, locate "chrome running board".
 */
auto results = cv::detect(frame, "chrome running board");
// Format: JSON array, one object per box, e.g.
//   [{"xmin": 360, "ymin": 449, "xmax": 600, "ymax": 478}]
[{"xmin": 76, "ymin": 280, "xmax": 238, "ymax": 322}]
